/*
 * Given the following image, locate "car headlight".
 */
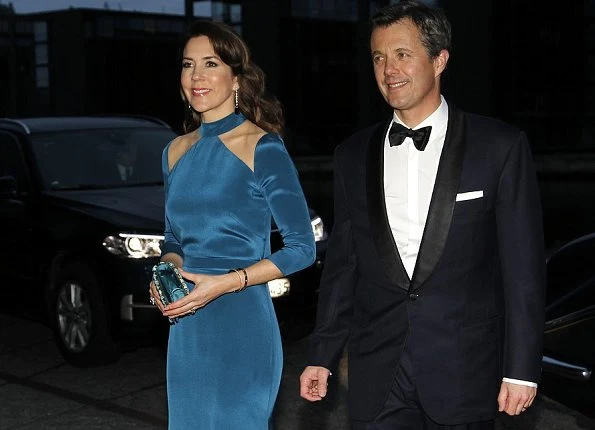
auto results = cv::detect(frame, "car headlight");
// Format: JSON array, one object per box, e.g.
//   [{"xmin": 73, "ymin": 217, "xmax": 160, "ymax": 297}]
[
  {"xmin": 268, "ymin": 278, "xmax": 290, "ymax": 298},
  {"xmin": 103, "ymin": 233, "xmax": 164, "ymax": 258},
  {"xmin": 311, "ymin": 216, "xmax": 327, "ymax": 242}
]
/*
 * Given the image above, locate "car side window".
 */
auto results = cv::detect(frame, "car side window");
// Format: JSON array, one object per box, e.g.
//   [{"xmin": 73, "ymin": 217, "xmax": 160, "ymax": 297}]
[{"xmin": 0, "ymin": 131, "xmax": 31, "ymax": 196}]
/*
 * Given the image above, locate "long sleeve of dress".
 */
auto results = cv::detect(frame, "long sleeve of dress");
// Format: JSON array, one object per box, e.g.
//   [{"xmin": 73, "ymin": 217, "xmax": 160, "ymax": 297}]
[{"xmin": 254, "ymin": 135, "xmax": 316, "ymax": 275}]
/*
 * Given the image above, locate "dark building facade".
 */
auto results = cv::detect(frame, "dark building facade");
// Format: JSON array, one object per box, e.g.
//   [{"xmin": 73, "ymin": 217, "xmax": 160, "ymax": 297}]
[
  {"xmin": 240, "ymin": 0, "xmax": 594, "ymax": 154},
  {"xmin": 1, "ymin": 0, "xmax": 593, "ymax": 154},
  {"xmin": 1, "ymin": 9, "xmax": 186, "ymax": 130}
]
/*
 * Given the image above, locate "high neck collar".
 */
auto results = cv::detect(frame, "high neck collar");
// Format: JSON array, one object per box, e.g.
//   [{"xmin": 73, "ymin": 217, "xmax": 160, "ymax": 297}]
[{"xmin": 199, "ymin": 112, "xmax": 246, "ymax": 138}]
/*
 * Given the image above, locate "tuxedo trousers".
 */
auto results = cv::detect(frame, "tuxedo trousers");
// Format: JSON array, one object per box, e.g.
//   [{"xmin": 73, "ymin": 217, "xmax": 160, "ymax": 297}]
[{"xmin": 351, "ymin": 342, "xmax": 495, "ymax": 430}]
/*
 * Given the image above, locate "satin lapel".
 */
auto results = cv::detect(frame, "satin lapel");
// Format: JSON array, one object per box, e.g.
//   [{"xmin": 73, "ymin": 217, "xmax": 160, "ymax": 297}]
[
  {"xmin": 366, "ymin": 119, "xmax": 410, "ymax": 290},
  {"xmin": 410, "ymin": 106, "xmax": 467, "ymax": 290}
]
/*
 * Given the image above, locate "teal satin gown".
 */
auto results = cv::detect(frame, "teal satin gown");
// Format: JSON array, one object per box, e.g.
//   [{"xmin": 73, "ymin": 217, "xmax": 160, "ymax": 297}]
[{"xmin": 160, "ymin": 112, "xmax": 315, "ymax": 429}]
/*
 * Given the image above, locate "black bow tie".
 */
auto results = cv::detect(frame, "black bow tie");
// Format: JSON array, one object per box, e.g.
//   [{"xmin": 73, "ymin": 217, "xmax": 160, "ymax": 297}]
[{"xmin": 389, "ymin": 123, "xmax": 432, "ymax": 151}]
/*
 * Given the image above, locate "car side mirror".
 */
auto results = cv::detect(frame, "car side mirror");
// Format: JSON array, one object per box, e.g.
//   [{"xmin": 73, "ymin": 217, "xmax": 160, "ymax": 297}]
[{"xmin": 0, "ymin": 176, "xmax": 18, "ymax": 199}]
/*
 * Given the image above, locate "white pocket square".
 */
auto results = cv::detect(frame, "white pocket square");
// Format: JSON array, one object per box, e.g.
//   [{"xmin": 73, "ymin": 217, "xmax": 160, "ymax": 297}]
[{"xmin": 456, "ymin": 190, "xmax": 484, "ymax": 202}]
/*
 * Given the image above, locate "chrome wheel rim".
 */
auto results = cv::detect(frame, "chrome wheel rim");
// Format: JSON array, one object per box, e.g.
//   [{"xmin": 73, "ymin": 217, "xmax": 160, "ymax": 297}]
[{"xmin": 56, "ymin": 281, "xmax": 91, "ymax": 353}]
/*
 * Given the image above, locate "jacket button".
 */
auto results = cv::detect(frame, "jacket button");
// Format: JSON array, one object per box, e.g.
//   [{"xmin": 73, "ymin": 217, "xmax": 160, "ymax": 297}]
[{"xmin": 409, "ymin": 293, "xmax": 419, "ymax": 301}]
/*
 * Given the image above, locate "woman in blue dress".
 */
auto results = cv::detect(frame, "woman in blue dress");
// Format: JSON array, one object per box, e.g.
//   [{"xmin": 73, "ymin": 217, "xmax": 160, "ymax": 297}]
[{"xmin": 148, "ymin": 20, "xmax": 316, "ymax": 429}]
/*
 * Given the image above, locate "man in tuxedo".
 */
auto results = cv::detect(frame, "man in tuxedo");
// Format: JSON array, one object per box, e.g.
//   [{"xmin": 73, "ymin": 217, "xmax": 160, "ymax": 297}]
[{"xmin": 299, "ymin": 1, "xmax": 546, "ymax": 429}]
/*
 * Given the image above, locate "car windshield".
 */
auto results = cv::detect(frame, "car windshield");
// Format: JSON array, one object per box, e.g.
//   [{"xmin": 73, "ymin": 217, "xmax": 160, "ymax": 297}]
[{"xmin": 29, "ymin": 127, "xmax": 177, "ymax": 190}]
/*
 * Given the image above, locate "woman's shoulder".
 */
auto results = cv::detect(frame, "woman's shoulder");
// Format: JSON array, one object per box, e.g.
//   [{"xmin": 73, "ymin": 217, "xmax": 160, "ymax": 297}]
[
  {"xmin": 169, "ymin": 131, "xmax": 197, "ymax": 151},
  {"xmin": 250, "ymin": 126, "xmax": 292, "ymax": 171},
  {"xmin": 165, "ymin": 130, "xmax": 198, "ymax": 169},
  {"xmin": 224, "ymin": 120, "xmax": 283, "ymax": 158},
  {"xmin": 255, "ymin": 132, "xmax": 282, "ymax": 146},
  {"xmin": 229, "ymin": 120, "xmax": 274, "ymax": 146},
  {"xmin": 239, "ymin": 121, "xmax": 283, "ymax": 149}
]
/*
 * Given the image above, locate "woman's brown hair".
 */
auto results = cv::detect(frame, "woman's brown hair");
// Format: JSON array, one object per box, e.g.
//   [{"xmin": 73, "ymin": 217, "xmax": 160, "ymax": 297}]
[{"xmin": 181, "ymin": 20, "xmax": 284, "ymax": 136}]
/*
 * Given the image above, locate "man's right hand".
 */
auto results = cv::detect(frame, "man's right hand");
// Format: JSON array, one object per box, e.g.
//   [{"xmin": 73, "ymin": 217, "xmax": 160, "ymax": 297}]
[{"xmin": 300, "ymin": 366, "xmax": 331, "ymax": 401}]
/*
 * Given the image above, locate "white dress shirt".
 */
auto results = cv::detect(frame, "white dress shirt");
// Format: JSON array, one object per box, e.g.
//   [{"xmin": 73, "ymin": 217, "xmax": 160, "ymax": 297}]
[
  {"xmin": 382, "ymin": 96, "xmax": 536, "ymax": 388},
  {"xmin": 384, "ymin": 96, "xmax": 448, "ymax": 279}
]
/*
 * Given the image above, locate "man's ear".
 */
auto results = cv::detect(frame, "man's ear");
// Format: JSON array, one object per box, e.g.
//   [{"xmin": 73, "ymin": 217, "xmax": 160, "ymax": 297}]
[{"xmin": 434, "ymin": 49, "xmax": 450, "ymax": 77}]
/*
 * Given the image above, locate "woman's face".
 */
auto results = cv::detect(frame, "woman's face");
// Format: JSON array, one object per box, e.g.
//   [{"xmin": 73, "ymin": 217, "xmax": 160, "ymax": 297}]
[{"xmin": 181, "ymin": 35, "xmax": 238, "ymax": 123}]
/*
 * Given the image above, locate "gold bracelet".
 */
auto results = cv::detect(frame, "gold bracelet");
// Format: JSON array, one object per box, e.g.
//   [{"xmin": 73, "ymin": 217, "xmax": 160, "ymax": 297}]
[
  {"xmin": 228, "ymin": 268, "xmax": 248, "ymax": 292},
  {"xmin": 229, "ymin": 269, "xmax": 243, "ymax": 290}
]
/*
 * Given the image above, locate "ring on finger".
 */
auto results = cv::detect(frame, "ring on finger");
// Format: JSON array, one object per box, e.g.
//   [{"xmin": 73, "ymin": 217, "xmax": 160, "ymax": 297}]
[
  {"xmin": 149, "ymin": 296, "xmax": 156, "ymax": 306},
  {"xmin": 189, "ymin": 308, "xmax": 196, "ymax": 315}
]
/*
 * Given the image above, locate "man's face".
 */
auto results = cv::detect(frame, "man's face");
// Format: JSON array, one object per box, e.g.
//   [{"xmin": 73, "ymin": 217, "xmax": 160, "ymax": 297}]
[{"xmin": 370, "ymin": 19, "xmax": 448, "ymax": 124}]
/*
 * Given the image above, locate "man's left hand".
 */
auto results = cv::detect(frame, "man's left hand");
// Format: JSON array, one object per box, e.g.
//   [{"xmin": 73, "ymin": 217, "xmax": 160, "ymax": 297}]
[{"xmin": 497, "ymin": 381, "xmax": 537, "ymax": 416}]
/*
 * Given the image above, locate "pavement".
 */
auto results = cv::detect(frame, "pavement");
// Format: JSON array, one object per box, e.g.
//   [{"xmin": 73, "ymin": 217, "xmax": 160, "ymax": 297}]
[{"xmin": 1, "ymin": 313, "xmax": 594, "ymax": 429}]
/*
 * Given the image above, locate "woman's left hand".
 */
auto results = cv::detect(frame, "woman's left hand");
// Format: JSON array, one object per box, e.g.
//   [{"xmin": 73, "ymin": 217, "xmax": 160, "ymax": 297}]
[{"xmin": 161, "ymin": 268, "xmax": 227, "ymax": 319}]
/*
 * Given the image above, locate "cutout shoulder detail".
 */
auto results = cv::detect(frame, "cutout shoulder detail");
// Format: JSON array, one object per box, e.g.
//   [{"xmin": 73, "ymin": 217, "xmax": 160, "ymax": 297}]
[
  {"xmin": 218, "ymin": 121, "xmax": 269, "ymax": 172},
  {"xmin": 167, "ymin": 131, "xmax": 200, "ymax": 172}
]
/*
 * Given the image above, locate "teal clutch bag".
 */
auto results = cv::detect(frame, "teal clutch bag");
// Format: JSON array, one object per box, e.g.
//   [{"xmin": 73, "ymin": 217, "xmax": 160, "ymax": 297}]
[{"xmin": 152, "ymin": 262, "xmax": 190, "ymax": 307}]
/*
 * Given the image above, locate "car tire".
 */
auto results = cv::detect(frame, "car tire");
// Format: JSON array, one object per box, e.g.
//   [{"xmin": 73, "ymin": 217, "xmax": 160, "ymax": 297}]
[{"xmin": 50, "ymin": 262, "xmax": 121, "ymax": 367}]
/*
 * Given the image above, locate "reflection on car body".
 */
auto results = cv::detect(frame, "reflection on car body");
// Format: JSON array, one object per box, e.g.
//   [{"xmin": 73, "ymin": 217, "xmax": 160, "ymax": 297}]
[
  {"xmin": 0, "ymin": 116, "xmax": 326, "ymax": 367},
  {"xmin": 541, "ymin": 232, "xmax": 595, "ymax": 410}
]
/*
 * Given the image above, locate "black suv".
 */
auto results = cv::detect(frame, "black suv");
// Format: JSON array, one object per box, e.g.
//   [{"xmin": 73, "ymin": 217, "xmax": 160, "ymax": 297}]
[{"xmin": 0, "ymin": 116, "xmax": 326, "ymax": 367}]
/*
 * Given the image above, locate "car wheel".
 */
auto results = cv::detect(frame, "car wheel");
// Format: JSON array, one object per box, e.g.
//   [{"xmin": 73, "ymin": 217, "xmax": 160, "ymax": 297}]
[{"xmin": 51, "ymin": 263, "xmax": 121, "ymax": 367}]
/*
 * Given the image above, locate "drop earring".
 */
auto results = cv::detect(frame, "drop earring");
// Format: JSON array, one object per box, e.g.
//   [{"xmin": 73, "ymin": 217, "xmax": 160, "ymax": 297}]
[{"xmin": 234, "ymin": 88, "xmax": 239, "ymax": 115}]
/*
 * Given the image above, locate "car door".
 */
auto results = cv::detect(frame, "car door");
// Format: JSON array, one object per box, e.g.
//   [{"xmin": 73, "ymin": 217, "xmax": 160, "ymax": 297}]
[{"xmin": 0, "ymin": 130, "xmax": 35, "ymax": 283}]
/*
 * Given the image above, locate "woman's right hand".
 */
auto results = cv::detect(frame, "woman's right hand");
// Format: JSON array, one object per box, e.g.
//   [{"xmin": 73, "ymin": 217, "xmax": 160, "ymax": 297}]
[
  {"xmin": 161, "ymin": 270, "xmax": 228, "ymax": 319},
  {"xmin": 148, "ymin": 280, "xmax": 166, "ymax": 313}
]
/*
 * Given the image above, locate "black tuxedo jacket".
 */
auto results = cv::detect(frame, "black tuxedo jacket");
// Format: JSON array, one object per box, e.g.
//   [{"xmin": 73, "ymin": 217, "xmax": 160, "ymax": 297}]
[{"xmin": 308, "ymin": 105, "xmax": 546, "ymax": 424}]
